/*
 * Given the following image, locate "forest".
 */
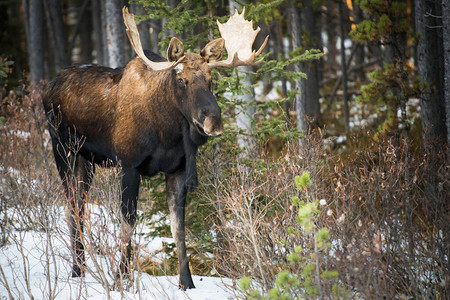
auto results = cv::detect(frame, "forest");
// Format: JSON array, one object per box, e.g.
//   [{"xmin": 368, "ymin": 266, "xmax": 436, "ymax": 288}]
[{"xmin": 0, "ymin": 0, "xmax": 448, "ymax": 299}]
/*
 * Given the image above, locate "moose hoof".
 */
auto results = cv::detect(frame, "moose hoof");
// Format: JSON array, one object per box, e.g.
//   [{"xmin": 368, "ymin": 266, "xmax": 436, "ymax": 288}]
[{"xmin": 179, "ymin": 278, "xmax": 195, "ymax": 290}]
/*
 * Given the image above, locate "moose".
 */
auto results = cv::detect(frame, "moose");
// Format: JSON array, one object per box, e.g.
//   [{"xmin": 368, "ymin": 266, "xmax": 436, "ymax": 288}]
[{"xmin": 43, "ymin": 7, "xmax": 267, "ymax": 289}]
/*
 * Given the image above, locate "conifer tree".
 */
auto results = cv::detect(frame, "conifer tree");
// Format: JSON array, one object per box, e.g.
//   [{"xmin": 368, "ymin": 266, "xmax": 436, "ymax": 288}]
[{"xmin": 351, "ymin": 0, "xmax": 418, "ymax": 140}]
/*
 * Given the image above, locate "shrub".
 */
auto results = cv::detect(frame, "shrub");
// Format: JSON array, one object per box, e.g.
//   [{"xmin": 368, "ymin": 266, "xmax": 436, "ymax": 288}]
[{"xmin": 200, "ymin": 131, "xmax": 448, "ymax": 299}]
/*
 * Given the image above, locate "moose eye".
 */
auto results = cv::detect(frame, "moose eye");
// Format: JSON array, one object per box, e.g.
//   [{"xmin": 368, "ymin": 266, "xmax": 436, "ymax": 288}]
[{"xmin": 177, "ymin": 78, "xmax": 184, "ymax": 86}]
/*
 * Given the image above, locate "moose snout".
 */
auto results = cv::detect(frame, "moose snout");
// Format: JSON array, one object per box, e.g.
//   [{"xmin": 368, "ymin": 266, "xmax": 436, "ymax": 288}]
[
  {"xmin": 194, "ymin": 88, "xmax": 223, "ymax": 137},
  {"xmin": 202, "ymin": 115, "xmax": 223, "ymax": 136}
]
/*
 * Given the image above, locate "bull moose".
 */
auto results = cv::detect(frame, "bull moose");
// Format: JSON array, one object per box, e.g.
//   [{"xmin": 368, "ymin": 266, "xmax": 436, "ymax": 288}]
[{"xmin": 43, "ymin": 7, "xmax": 267, "ymax": 289}]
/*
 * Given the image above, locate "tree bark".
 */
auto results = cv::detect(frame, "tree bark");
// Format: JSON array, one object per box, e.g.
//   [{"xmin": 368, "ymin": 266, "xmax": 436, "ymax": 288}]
[
  {"xmin": 300, "ymin": 0, "xmax": 322, "ymax": 127},
  {"xmin": 91, "ymin": 0, "xmax": 105, "ymax": 65},
  {"xmin": 148, "ymin": 19, "xmax": 161, "ymax": 53},
  {"xmin": 80, "ymin": 2, "xmax": 93, "ymax": 64},
  {"xmin": 43, "ymin": 0, "xmax": 70, "ymax": 72},
  {"xmin": 338, "ymin": 0, "xmax": 350, "ymax": 133},
  {"xmin": 289, "ymin": 0, "xmax": 307, "ymax": 142},
  {"xmin": 105, "ymin": 0, "xmax": 126, "ymax": 68},
  {"xmin": 415, "ymin": 0, "xmax": 446, "ymax": 203},
  {"xmin": 2, "ymin": 2, "xmax": 24, "ymax": 84},
  {"xmin": 23, "ymin": 0, "xmax": 45, "ymax": 84},
  {"xmin": 130, "ymin": 4, "xmax": 150, "ymax": 55},
  {"xmin": 229, "ymin": 0, "xmax": 257, "ymax": 158},
  {"xmin": 235, "ymin": 66, "xmax": 257, "ymax": 157},
  {"xmin": 443, "ymin": 0, "xmax": 450, "ymax": 154},
  {"xmin": 415, "ymin": 0, "xmax": 446, "ymax": 147},
  {"xmin": 325, "ymin": 0, "xmax": 337, "ymax": 73},
  {"xmin": 269, "ymin": 14, "xmax": 289, "ymax": 126},
  {"xmin": 351, "ymin": 0, "xmax": 366, "ymax": 81}
]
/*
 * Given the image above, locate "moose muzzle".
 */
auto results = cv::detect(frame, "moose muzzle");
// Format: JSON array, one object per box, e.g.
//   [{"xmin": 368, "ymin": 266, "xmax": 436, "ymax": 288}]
[
  {"xmin": 202, "ymin": 115, "xmax": 223, "ymax": 136},
  {"xmin": 193, "ymin": 88, "xmax": 223, "ymax": 137}
]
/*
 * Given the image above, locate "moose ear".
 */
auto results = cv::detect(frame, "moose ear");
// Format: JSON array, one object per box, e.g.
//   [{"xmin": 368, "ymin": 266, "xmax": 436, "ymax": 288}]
[
  {"xmin": 201, "ymin": 38, "xmax": 225, "ymax": 63},
  {"xmin": 167, "ymin": 37, "xmax": 185, "ymax": 62}
]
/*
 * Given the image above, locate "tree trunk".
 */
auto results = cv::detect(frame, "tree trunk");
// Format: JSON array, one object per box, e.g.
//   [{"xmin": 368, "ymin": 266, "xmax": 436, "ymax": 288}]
[
  {"xmin": 105, "ymin": 0, "xmax": 126, "ymax": 68},
  {"xmin": 269, "ymin": 15, "xmax": 290, "ymax": 127},
  {"xmin": 289, "ymin": 0, "xmax": 307, "ymax": 142},
  {"xmin": 23, "ymin": 0, "xmax": 45, "ymax": 84},
  {"xmin": 147, "ymin": 18, "xmax": 161, "ymax": 54},
  {"xmin": 301, "ymin": 0, "xmax": 322, "ymax": 127},
  {"xmin": 415, "ymin": 0, "xmax": 446, "ymax": 203},
  {"xmin": 91, "ymin": 0, "xmax": 105, "ymax": 65},
  {"xmin": 415, "ymin": 0, "xmax": 446, "ymax": 148},
  {"xmin": 235, "ymin": 66, "xmax": 257, "ymax": 157},
  {"xmin": 338, "ymin": 0, "xmax": 350, "ymax": 132},
  {"xmin": 325, "ymin": 0, "xmax": 337, "ymax": 73},
  {"xmin": 130, "ymin": 4, "xmax": 150, "ymax": 55},
  {"xmin": 352, "ymin": 0, "xmax": 366, "ymax": 81},
  {"xmin": 2, "ymin": 2, "xmax": 24, "ymax": 85},
  {"xmin": 138, "ymin": 20, "xmax": 150, "ymax": 54},
  {"xmin": 443, "ymin": 0, "xmax": 450, "ymax": 154},
  {"xmin": 43, "ymin": 0, "xmax": 69, "ymax": 72},
  {"xmin": 229, "ymin": 0, "xmax": 257, "ymax": 158},
  {"xmin": 80, "ymin": 2, "xmax": 93, "ymax": 63}
]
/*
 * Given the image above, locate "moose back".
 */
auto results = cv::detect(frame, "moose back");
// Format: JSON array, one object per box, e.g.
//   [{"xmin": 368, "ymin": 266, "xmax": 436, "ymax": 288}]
[{"xmin": 42, "ymin": 7, "xmax": 267, "ymax": 289}]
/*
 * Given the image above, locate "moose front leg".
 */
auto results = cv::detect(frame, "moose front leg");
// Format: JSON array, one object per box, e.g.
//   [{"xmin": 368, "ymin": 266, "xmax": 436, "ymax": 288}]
[
  {"xmin": 184, "ymin": 150, "xmax": 198, "ymax": 192},
  {"xmin": 166, "ymin": 170, "xmax": 195, "ymax": 290},
  {"xmin": 119, "ymin": 167, "xmax": 140, "ymax": 277},
  {"xmin": 183, "ymin": 126, "xmax": 199, "ymax": 192}
]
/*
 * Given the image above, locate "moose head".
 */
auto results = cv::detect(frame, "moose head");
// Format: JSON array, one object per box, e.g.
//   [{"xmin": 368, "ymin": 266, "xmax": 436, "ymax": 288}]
[{"xmin": 122, "ymin": 7, "xmax": 268, "ymax": 138}]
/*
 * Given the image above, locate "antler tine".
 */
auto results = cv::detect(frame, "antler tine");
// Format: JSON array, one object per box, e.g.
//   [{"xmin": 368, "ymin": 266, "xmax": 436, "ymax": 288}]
[
  {"xmin": 208, "ymin": 7, "xmax": 269, "ymax": 69},
  {"xmin": 122, "ymin": 7, "xmax": 184, "ymax": 71},
  {"xmin": 255, "ymin": 35, "xmax": 269, "ymax": 57},
  {"xmin": 208, "ymin": 50, "xmax": 263, "ymax": 68}
]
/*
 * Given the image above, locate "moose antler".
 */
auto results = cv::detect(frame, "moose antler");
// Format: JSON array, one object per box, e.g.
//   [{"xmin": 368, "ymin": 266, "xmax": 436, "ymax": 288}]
[
  {"xmin": 123, "ymin": 7, "xmax": 184, "ymax": 71},
  {"xmin": 208, "ymin": 7, "xmax": 269, "ymax": 68}
]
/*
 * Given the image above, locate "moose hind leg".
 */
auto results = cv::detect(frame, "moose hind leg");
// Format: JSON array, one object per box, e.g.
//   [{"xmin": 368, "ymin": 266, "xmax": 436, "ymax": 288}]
[
  {"xmin": 166, "ymin": 170, "xmax": 195, "ymax": 290},
  {"xmin": 63, "ymin": 155, "xmax": 94, "ymax": 277}
]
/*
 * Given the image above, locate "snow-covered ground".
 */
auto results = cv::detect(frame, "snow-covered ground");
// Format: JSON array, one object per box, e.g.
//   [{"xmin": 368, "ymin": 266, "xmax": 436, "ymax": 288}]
[{"xmin": 0, "ymin": 205, "xmax": 236, "ymax": 299}]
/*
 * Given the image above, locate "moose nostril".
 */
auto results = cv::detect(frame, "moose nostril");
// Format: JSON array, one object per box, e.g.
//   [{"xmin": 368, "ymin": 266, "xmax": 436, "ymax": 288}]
[{"xmin": 202, "ymin": 116, "xmax": 223, "ymax": 137}]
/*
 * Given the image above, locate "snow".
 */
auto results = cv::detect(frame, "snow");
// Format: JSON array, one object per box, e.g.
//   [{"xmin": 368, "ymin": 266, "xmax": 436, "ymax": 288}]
[
  {"xmin": 10, "ymin": 129, "xmax": 31, "ymax": 139},
  {"xmin": 0, "ymin": 205, "xmax": 236, "ymax": 299}
]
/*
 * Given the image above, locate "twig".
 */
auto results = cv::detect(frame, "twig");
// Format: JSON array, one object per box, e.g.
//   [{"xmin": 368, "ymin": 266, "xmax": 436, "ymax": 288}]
[{"xmin": 0, "ymin": 263, "xmax": 15, "ymax": 300}]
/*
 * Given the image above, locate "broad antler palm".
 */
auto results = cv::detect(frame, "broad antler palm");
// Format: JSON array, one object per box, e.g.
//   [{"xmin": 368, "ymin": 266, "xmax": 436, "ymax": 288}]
[{"xmin": 208, "ymin": 7, "xmax": 269, "ymax": 68}]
